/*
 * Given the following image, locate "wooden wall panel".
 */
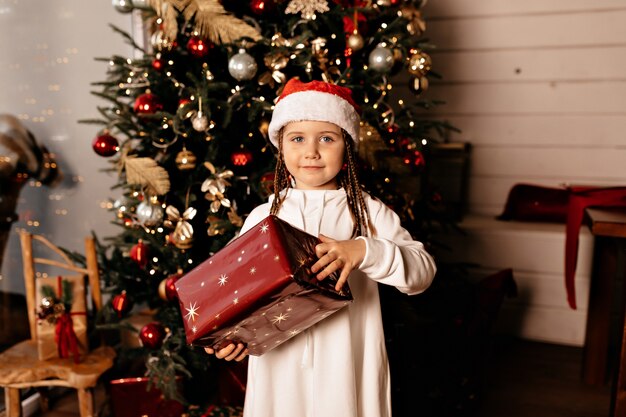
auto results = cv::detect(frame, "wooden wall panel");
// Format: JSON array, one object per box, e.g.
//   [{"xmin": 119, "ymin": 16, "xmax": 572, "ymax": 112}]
[
  {"xmin": 419, "ymin": 115, "xmax": 626, "ymax": 147},
  {"xmin": 424, "ymin": 9, "xmax": 626, "ymax": 50},
  {"xmin": 432, "ymin": 47, "xmax": 626, "ymax": 82},
  {"xmin": 424, "ymin": 1, "xmax": 626, "ymax": 18},
  {"xmin": 422, "ymin": 82, "xmax": 626, "ymax": 114}
]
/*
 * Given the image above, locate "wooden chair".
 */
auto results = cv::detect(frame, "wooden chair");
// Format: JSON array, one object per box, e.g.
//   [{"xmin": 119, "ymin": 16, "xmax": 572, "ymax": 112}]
[{"xmin": 0, "ymin": 231, "xmax": 115, "ymax": 417}]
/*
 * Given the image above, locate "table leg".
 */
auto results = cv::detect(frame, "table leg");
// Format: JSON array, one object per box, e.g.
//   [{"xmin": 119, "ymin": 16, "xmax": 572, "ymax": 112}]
[{"xmin": 583, "ymin": 236, "xmax": 617, "ymax": 385}]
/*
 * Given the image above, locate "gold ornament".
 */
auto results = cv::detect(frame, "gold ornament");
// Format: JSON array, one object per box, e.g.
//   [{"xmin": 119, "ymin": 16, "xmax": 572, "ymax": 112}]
[
  {"xmin": 164, "ymin": 205, "xmax": 197, "ymax": 249},
  {"xmin": 285, "ymin": 0, "xmax": 329, "ymax": 20},
  {"xmin": 201, "ymin": 162, "xmax": 234, "ymax": 213},
  {"xmin": 182, "ymin": 0, "xmax": 262, "ymax": 44},
  {"xmin": 400, "ymin": 5, "xmax": 426, "ymax": 36},
  {"xmin": 409, "ymin": 76, "xmax": 429, "ymax": 95},
  {"xmin": 258, "ymin": 118, "xmax": 270, "ymax": 137},
  {"xmin": 347, "ymin": 32, "xmax": 365, "ymax": 51},
  {"xmin": 175, "ymin": 148, "xmax": 197, "ymax": 170},
  {"xmin": 408, "ymin": 51, "xmax": 432, "ymax": 76},
  {"xmin": 125, "ymin": 157, "xmax": 171, "ymax": 196},
  {"xmin": 158, "ymin": 278, "xmax": 168, "ymax": 301},
  {"xmin": 258, "ymin": 52, "xmax": 289, "ymax": 87}
]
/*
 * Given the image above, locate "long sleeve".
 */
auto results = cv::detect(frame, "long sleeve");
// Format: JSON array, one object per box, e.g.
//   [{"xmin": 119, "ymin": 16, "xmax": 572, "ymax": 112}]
[{"xmin": 357, "ymin": 201, "xmax": 436, "ymax": 295}]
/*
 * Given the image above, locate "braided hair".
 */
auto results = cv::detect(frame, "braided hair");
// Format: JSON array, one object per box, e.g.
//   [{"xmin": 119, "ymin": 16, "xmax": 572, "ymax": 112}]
[{"xmin": 269, "ymin": 128, "xmax": 373, "ymax": 238}]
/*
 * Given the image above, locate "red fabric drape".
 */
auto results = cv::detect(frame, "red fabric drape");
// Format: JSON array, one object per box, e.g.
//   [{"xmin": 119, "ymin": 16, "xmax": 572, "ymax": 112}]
[{"xmin": 565, "ymin": 187, "xmax": 626, "ymax": 309}]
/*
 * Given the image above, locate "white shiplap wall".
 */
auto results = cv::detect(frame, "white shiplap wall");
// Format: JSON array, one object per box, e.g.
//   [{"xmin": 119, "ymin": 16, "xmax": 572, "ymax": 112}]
[
  {"xmin": 420, "ymin": 1, "xmax": 626, "ymax": 345},
  {"xmin": 422, "ymin": 0, "xmax": 626, "ymax": 215}
]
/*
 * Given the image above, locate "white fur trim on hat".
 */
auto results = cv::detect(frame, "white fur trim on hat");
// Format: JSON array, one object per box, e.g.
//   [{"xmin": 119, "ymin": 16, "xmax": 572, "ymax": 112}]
[{"xmin": 268, "ymin": 90, "xmax": 360, "ymax": 150}]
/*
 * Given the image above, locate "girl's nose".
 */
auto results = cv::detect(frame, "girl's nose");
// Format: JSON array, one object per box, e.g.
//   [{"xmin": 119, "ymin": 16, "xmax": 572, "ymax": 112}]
[{"xmin": 304, "ymin": 141, "xmax": 320, "ymax": 158}]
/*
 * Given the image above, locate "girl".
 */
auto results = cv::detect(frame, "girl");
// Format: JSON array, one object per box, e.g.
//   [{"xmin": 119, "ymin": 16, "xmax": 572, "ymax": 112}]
[{"xmin": 205, "ymin": 78, "xmax": 437, "ymax": 417}]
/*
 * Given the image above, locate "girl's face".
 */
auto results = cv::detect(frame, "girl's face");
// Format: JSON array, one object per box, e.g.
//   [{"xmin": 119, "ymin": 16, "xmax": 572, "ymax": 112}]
[{"xmin": 281, "ymin": 120, "xmax": 345, "ymax": 190}]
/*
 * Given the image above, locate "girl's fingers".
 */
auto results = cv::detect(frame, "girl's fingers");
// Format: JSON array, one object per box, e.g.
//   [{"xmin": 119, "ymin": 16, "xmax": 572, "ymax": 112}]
[
  {"xmin": 204, "ymin": 347, "xmax": 215, "ymax": 354},
  {"xmin": 215, "ymin": 343, "xmax": 236, "ymax": 359},
  {"xmin": 235, "ymin": 348, "xmax": 249, "ymax": 362},
  {"xmin": 225, "ymin": 343, "xmax": 245, "ymax": 361},
  {"xmin": 335, "ymin": 267, "xmax": 351, "ymax": 292},
  {"xmin": 316, "ymin": 258, "xmax": 343, "ymax": 280}
]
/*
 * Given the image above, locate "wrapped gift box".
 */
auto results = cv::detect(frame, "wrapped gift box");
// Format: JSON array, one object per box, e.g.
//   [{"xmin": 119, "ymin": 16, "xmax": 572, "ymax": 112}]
[
  {"xmin": 109, "ymin": 377, "xmax": 185, "ymax": 417},
  {"xmin": 35, "ymin": 275, "xmax": 88, "ymax": 361},
  {"xmin": 175, "ymin": 215, "xmax": 352, "ymax": 356}
]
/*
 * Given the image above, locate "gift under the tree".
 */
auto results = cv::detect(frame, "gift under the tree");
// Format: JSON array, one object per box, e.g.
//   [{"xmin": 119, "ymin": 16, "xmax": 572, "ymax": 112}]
[
  {"xmin": 109, "ymin": 376, "xmax": 185, "ymax": 417},
  {"xmin": 35, "ymin": 275, "xmax": 88, "ymax": 362},
  {"xmin": 175, "ymin": 215, "xmax": 353, "ymax": 356}
]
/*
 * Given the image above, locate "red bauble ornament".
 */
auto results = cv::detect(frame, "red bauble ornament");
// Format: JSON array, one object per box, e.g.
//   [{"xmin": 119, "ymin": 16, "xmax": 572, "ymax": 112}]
[
  {"xmin": 250, "ymin": 0, "xmax": 274, "ymax": 15},
  {"xmin": 231, "ymin": 149, "xmax": 253, "ymax": 166},
  {"xmin": 139, "ymin": 322, "xmax": 166, "ymax": 349},
  {"xmin": 403, "ymin": 150, "xmax": 425, "ymax": 168},
  {"xmin": 92, "ymin": 133, "xmax": 119, "ymax": 157},
  {"xmin": 178, "ymin": 98, "xmax": 191, "ymax": 108},
  {"xmin": 186, "ymin": 37, "xmax": 212, "ymax": 59},
  {"xmin": 159, "ymin": 271, "xmax": 182, "ymax": 302},
  {"xmin": 134, "ymin": 92, "xmax": 163, "ymax": 115},
  {"xmin": 111, "ymin": 291, "xmax": 133, "ymax": 317},
  {"xmin": 259, "ymin": 172, "xmax": 275, "ymax": 196},
  {"xmin": 130, "ymin": 240, "xmax": 150, "ymax": 268},
  {"xmin": 152, "ymin": 58, "xmax": 164, "ymax": 70}
]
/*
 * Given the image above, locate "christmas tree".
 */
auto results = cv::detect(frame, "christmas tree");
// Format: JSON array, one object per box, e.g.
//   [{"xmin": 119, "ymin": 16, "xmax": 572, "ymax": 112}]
[{"xmin": 86, "ymin": 0, "xmax": 453, "ymax": 413}]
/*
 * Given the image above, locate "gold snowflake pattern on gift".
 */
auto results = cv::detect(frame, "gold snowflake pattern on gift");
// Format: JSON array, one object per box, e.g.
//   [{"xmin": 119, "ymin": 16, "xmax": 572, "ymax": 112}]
[
  {"xmin": 185, "ymin": 301, "xmax": 199, "ymax": 322},
  {"xmin": 272, "ymin": 312, "xmax": 289, "ymax": 324}
]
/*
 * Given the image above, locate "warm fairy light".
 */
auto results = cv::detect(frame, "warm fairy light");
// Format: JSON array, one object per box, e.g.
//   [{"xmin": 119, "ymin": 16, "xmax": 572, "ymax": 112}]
[
  {"xmin": 126, "ymin": 59, "xmax": 132, "ymax": 64},
  {"xmin": 150, "ymin": 269, "xmax": 156, "ymax": 275},
  {"xmin": 398, "ymin": 99, "xmax": 404, "ymax": 105},
  {"xmin": 422, "ymin": 138, "xmax": 428, "ymax": 145},
  {"xmin": 384, "ymin": 178, "xmax": 390, "ymax": 183},
  {"xmin": 409, "ymin": 121, "xmax": 415, "ymax": 127},
  {"xmin": 188, "ymin": 259, "xmax": 193, "ymax": 264},
  {"xmin": 381, "ymin": 23, "xmax": 388, "ymax": 29},
  {"xmin": 162, "ymin": 123, "xmax": 169, "ymax": 129},
  {"xmin": 168, "ymin": 60, "xmax": 174, "ymax": 65},
  {"xmin": 152, "ymin": 257, "xmax": 158, "ymax": 262},
  {"xmin": 166, "ymin": 71, "xmax": 172, "ymax": 77},
  {"xmin": 331, "ymin": 34, "xmax": 336, "ymax": 39},
  {"xmin": 157, "ymin": 227, "xmax": 164, "ymax": 233}
]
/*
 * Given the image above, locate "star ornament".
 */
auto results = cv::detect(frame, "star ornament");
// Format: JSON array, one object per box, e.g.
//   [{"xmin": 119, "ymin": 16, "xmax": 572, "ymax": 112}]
[
  {"xmin": 259, "ymin": 222, "xmax": 269, "ymax": 233},
  {"xmin": 185, "ymin": 301, "xmax": 199, "ymax": 322}
]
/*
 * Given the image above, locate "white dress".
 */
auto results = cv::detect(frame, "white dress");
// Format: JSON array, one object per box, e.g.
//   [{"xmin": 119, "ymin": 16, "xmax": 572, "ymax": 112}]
[{"xmin": 239, "ymin": 188, "xmax": 437, "ymax": 417}]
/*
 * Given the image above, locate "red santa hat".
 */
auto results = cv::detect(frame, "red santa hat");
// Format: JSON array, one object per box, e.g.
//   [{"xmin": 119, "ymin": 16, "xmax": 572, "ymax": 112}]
[{"xmin": 268, "ymin": 78, "xmax": 361, "ymax": 150}]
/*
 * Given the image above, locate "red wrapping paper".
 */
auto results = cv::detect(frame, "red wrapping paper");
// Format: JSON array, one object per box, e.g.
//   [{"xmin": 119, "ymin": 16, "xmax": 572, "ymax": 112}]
[
  {"xmin": 109, "ymin": 377, "xmax": 184, "ymax": 417},
  {"xmin": 175, "ymin": 215, "xmax": 353, "ymax": 355}
]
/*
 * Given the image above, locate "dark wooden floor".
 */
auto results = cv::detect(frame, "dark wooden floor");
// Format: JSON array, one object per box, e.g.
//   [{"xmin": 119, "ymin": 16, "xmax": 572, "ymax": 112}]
[
  {"xmin": 0, "ymin": 336, "xmax": 614, "ymax": 417},
  {"xmin": 479, "ymin": 336, "xmax": 611, "ymax": 417}
]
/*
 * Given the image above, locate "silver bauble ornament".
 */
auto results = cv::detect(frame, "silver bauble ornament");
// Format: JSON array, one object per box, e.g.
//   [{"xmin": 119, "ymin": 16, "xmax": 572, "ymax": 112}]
[
  {"xmin": 112, "ymin": 0, "xmax": 133, "ymax": 13},
  {"xmin": 368, "ymin": 45, "xmax": 394, "ymax": 73},
  {"xmin": 136, "ymin": 200, "xmax": 164, "ymax": 227},
  {"xmin": 228, "ymin": 49, "xmax": 258, "ymax": 81},
  {"xmin": 409, "ymin": 76, "xmax": 429, "ymax": 95},
  {"xmin": 408, "ymin": 51, "xmax": 432, "ymax": 76},
  {"xmin": 347, "ymin": 33, "xmax": 365, "ymax": 51},
  {"xmin": 191, "ymin": 111, "xmax": 209, "ymax": 131}
]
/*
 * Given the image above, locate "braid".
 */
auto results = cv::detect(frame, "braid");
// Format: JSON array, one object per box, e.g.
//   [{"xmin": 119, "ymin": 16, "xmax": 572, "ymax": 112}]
[
  {"xmin": 270, "ymin": 128, "xmax": 291, "ymax": 216},
  {"xmin": 341, "ymin": 132, "xmax": 373, "ymax": 238}
]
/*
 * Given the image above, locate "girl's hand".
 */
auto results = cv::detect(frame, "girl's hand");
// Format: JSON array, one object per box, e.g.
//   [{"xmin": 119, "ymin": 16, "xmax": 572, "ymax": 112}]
[
  {"xmin": 311, "ymin": 234, "xmax": 366, "ymax": 291},
  {"xmin": 204, "ymin": 342, "xmax": 248, "ymax": 362}
]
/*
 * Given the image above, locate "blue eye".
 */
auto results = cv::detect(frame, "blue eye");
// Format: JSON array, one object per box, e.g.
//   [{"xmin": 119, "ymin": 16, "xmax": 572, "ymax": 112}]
[
  {"xmin": 320, "ymin": 136, "xmax": 334, "ymax": 143},
  {"xmin": 290, "ymin": 136, "xmax": 304, "ymax": 143}
]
